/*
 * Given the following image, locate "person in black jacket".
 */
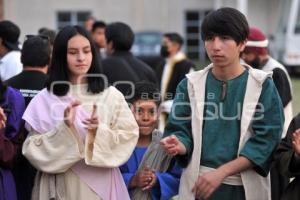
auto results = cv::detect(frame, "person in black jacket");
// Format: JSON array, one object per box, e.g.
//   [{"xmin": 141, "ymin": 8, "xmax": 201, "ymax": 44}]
[
  {"xmin": 103, "ymin": 22, "xmax": 158, "ymax": 87},
  {"xmin": 275, "ymin": 113, "xmax": 300, "ymax": 200},
  {"xmin": 156, "ymin": 33, "xmax": 195, "ymax": 101},
  {"xmin": 6, "ymin": 35, "xmax": 50, "ymax": 106},
  {"xmin": 102, "ymin": 57, "xmax": 139, "ymax": 96},
  {"xmin": 156, "ymin": 32, "xmax": 195, "ymax": 130}
]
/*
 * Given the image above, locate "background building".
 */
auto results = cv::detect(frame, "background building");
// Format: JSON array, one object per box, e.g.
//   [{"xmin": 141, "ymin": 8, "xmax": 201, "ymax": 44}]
[
  {"xmin": 0, "ymin": 0, "xmax": 284, "ymax": 61},
  {"xmin": 2, "ymin": 0, "xmax": 300, "ymax": 114}
]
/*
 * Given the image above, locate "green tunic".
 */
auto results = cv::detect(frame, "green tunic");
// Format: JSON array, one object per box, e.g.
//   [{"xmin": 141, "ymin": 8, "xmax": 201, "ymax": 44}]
[{"xmin": 164, "ymin": 69, "xmax": 284, "ymax": 200}]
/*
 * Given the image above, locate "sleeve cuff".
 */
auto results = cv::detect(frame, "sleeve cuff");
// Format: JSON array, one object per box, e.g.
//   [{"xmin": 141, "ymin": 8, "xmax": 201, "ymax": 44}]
[
  {"xmin": 175, "ymin": 135, "xmax": 192, "ymax": 168},
  {"xmin": 239, "ymin": 153, "xmax": 269, "ymax": 177},
  {"xmin": 122, "ymin": 173, "xmax": 135, "ymax": 188}
]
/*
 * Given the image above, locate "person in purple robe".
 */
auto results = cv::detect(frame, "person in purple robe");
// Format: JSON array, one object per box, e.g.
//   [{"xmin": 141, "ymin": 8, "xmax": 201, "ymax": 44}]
[{"xmin": 0, "ymin": 80, "xmax": 25, "ymax": 200}]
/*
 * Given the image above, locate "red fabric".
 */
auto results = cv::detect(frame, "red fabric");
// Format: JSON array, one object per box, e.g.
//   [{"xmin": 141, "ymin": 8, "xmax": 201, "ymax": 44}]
[
  {"xmin": 248, "ymin": 27, "xmax": 267, "ymax": 41},
  {"xmin": 0, "ymin": 129, "xmax": 17, "ymax": 168},
  {"xmin": 245, "ymin": 27, "xmax": 268, "ymax": 55},
  {"xmin": 0, "ymin": 125, "xmax": 24, "ymax": 169}
]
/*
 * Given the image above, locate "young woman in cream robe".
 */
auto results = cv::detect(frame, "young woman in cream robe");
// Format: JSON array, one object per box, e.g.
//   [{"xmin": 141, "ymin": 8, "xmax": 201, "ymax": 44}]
[{"xmin": 22, "ymin": 26, "xmax": 139, "ymax": 200}]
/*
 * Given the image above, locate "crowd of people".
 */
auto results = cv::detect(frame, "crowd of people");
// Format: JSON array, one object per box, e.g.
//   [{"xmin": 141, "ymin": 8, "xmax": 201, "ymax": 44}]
[{"xmin": 0, "ymin": 6, "xmax": 298, "ymax": 200}]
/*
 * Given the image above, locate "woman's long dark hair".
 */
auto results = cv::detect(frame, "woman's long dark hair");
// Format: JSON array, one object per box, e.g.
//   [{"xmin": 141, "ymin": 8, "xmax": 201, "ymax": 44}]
[{"xmin": 46, "ymin": 25, "xmax": 105, "ymax": 96}]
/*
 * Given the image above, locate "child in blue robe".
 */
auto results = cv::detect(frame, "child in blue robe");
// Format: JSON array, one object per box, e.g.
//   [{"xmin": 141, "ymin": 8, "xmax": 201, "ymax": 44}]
[{"xmin": 120, "ymin": 82, "xmax": 182, "ymax": 200}]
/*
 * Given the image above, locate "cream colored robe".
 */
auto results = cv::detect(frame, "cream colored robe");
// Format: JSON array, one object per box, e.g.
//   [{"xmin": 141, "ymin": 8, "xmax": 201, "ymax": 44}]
[
  {"xmin": 22, "ymin": 85, "xmax": 139, "ymax": 200},
  {"xmin": 159, "ymin": 52, "xmax": 193, "ymax": 131}
]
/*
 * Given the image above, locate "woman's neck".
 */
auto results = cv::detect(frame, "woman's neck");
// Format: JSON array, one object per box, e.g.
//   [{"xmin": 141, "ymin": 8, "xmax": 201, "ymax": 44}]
[{"xmin": 69, "ymin": 75, "xmax": 88, "ymax": 85}]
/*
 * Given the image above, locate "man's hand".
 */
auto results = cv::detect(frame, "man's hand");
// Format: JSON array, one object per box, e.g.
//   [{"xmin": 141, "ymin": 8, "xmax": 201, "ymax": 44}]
[
  {"xmin": 192, "ymin": 156, "xmax": 253, "ymax": 199},
  {"xmin": 292, "ymin": 129, "xmax": 300, "ymax": 158},
  {"xmin": 192, "ymin": 169, "xmax": 227, "ymax": 199},
  {"xmin": 160, "ymin": 135, "xmax": 186, "ymax": 156}
]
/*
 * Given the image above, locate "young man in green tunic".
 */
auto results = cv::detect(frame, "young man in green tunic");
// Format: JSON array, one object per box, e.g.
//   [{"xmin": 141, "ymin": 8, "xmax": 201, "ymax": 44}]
[{"xmin": 160, "ymin": 7, "xmax": 284, "ymax": 200}]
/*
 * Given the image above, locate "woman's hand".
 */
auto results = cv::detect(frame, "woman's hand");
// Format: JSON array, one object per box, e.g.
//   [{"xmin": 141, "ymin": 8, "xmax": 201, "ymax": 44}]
[
  {"xmin": 83, "ymin": 104, "xmax": 99, "ymax": 135},
  {"xmin": 64, "ymin": 101, "xmax": 81, "ymax": 128}
]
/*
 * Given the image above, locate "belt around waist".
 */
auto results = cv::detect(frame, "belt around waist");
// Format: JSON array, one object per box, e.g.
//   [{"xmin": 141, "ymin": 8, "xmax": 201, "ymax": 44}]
[{"xmin": 199, "ymin": 165, "xmax": 243, "ymax": 186}]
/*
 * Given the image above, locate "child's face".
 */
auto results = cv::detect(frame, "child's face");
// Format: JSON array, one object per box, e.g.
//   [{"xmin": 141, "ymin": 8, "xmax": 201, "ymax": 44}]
[{"xmin": 131, "ymin": 100, "xmax": 159, "ymax": 136}]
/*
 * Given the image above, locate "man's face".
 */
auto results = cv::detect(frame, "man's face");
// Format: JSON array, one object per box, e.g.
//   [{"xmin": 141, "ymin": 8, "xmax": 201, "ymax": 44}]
[
  {"xmin": 161, "ymin": 37, "xmax": 179, "ymax": 57},
  {"xmin": 242, "ymin": 51, "xmax": 260, "ymax": 68},
  {"xmin": 162, "ymin": 37, "xmax": 172, "ymax": 50},
  {"xmin": 92, "ymin": 27, "xmax": 106, "ymax": 49},
  {"xmin": 205, "ymin": 35, "xmax": 246, "ymax": 68},
  {"xmin": 84, "ymin": 18, "xmax": 95, "ymax": 32}
]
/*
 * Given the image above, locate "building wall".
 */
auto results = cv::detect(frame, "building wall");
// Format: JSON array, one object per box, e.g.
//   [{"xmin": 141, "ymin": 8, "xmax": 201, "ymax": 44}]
[
  {"xmin": 247, "ymin": 0, "xmax": 281, "ymax": 35},
  {"xmin": 3, "ymin": 0, "xmax": 279, "ymax": 41},
  {"xmin": 3, "ymin": 0, "xmax": 213, "ymax": 37}
]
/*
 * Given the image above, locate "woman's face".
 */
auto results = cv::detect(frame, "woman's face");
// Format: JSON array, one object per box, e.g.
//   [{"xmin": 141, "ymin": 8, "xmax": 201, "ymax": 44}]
[{"xmin": 67, "ymin": 34, "xmax": 92, "ymax": 84}]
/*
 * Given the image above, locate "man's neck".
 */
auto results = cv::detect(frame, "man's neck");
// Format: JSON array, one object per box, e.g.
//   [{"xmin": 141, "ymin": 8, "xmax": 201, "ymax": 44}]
[
  {"xmin": 212, "ymin": 62, "xmax": 245, "ymax": 81},
  {"xmin": 168, "ymin": 51, "xmax": 178, "ymax": 58},
  {"xmin": 23, "ymin": 66, "xmax": 48, "ymax": 74}
]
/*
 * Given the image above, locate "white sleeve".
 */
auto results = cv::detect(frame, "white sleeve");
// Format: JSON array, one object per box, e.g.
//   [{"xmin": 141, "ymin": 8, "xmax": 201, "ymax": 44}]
[
  {"xmin": 22, "ymin": 121, "xmax": 84, "ymax": 173},
  {"xmin": 85, "ymin": 93, "xmax": 139, "ymax": 168}
]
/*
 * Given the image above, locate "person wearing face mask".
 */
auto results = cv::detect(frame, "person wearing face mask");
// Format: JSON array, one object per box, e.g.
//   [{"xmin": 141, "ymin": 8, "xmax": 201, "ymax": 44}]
[
  {"xmin": 156, "ymin": 33, "xmax": 195, "ymax": 131},
  {"xmin": 242, "ymin": 27, "xmax": 293, "ymax": 200}
]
